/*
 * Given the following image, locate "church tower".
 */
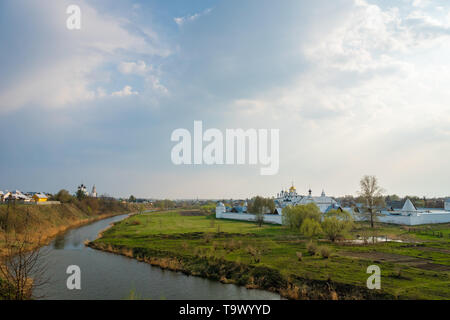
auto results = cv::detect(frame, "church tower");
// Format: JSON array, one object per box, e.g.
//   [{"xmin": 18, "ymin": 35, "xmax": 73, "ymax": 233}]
[{"xmin": 91, "ymin": 185, "xmax": 97, "ymax": 198}]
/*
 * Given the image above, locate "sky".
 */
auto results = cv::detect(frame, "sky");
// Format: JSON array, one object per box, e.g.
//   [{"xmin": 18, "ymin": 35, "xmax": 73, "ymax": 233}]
[{"xmin": 1, "ymin": 0, "xmax": 450, "ymax": 199}]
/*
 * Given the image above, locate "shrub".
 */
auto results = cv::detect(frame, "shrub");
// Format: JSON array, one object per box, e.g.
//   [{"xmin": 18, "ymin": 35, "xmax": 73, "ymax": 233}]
[
  {"xmin": 296, "ymin": 251, "xmax": 303, "ymax": 261},
  {"xmin": 306, "ymin": 241, "xmax": 318, "ymax": 255},
  {"xmin": 321, "ymin": 209, "xmax": 354, "ymax": 242},
  {"xmin": 250, "ymin": 266, "xmax": 286, "ymax": 289},
  {"xmin": 246, "ymin": 245, "xmax": 262, "ymax": 263},
  {"xmin": 203, "ymin": 233, "xmax": 213, "ymax": 244},
  {"xmin": 319, "ymin": 246, "xmax": 331, "ymax": 259},
  {"xmin": 282, "ymin": 203, "xmax": 321, "ymax": 230},
  {"xmin": 223, "ymin": 239, "xmax": 241, "ymax": 252},
  {"xmin": 300, "ymin": 218, "xmax": 323, "ymax": 238},
  {"xmin": 54, "ymin": 189, "xmax": 73, "ymax": 203}
]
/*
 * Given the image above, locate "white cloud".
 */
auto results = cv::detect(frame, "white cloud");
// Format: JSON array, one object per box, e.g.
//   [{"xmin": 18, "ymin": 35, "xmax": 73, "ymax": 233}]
[
  {"xmin": 111, "ymin": 85, "xmax": 138, "ymax": 97},
  {"xmin": 224, "ymin": 0, "xmax": 450, "ymax": 195},
  {"xmin": 118, "ymin": 60, "xmax": 168, "ymax": 94},
  {"xmin": 118, "ymin": 60, "xmax": 152, "ymax": 75},
  {"xmin": 0, "ymin": 0, "xmax": 169, "ymax": 112},
  {"xmin": 412, "ymin": 0, "xmax": 429, "ymax": 8},
  {"xmin": 174, "ymin": 8, "xmax": 212, "ymax": 26}
]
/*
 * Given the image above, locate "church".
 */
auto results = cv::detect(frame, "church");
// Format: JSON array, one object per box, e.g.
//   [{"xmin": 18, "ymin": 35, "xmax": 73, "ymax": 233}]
[{"xmin": 274, "ymin": 184, "xmax": 340, "ymax": 214}]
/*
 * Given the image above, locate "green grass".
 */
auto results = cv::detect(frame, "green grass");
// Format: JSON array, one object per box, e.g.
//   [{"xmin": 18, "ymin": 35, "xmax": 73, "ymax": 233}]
[{"xmin": 93, "ymin": 211, "xmax": 450, "ymax": 300}]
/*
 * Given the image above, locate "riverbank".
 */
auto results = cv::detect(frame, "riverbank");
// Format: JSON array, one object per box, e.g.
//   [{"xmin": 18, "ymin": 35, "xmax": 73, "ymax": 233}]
[
  {"xmin": 87, "ymin": 211, "xmax": 450, "ymax": 299},
  {"xmin": 0, "ymin": 201, "xmax": 151, "ymax": 256},
  {"xmin": 0, "ymin": 200, "xmax": 152, "ymax": 299},
  {"xmin": 88, "ymin": 241, "xmax": 390, "ymax": 300}
]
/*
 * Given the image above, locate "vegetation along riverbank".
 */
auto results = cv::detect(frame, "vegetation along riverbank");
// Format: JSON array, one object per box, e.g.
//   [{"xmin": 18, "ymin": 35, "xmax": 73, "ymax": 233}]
[
  {"xmin": 88, "ymin": 210, "xmax": 450, "ymax": 299},
  {"xmin": 0, "ymin": 194, "xmax": 152, "ymax": 299}
]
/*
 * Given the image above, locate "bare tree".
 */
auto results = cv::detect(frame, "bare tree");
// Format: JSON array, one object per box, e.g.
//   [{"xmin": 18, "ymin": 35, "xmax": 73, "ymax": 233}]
[
  {"xmin": 0, "ymin": 204, "xmax": 49, "ymax": 300},
  {"xmin": 358, "ymin": 175, "xmax": 385, "ymax": 228},
  {"xmin": 254, "ymin": 211, "xmax": 265, "ymax": 227}
]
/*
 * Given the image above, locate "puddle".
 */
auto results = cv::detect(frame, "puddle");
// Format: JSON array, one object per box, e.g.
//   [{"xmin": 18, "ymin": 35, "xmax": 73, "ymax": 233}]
[{"xmin": 345, "ymin": 236, "xmax": 404, "ymax": 244}]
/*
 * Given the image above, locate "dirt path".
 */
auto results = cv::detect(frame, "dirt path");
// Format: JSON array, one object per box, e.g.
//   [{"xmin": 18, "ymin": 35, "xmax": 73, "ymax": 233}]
[{"xmin": 339, "ymin": 251, "xmax": 450, "ymax": 272}]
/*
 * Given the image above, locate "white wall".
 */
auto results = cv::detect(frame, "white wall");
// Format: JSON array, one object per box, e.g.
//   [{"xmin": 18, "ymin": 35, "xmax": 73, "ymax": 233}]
[
  {"xmin": 378, "ymin": 213, "xmax": 450, "ymax": 225},
  {"xmin": 217, "ymin": 212, "xmax": 282, "ymax": 225},
  {"xmin": 219, "ymin": 209, "xmax": 450, "ymax": 226}
]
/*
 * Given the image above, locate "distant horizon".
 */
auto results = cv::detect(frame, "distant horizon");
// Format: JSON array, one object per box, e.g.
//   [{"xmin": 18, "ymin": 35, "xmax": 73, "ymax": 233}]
[{"xmin": 1, "ymin": 185, "xmax": 449, "ymax": 201}]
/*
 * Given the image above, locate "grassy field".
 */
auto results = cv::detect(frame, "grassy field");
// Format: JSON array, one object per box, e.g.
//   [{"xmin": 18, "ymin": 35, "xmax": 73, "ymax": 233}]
[{"xmin": 91, "ymin": 211, "xmax": 450, "ymax": 300}]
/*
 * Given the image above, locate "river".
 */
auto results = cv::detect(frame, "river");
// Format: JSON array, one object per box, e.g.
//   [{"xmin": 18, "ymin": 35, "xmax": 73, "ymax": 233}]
[{"xmin": 33, "ymin": 214, "xmax": 282, "ymax": 300}]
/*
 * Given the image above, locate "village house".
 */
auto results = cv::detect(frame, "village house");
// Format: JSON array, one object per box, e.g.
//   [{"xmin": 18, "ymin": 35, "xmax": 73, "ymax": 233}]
[
  {"xmin": 0, "ymin": 190, "xmax": 32, "ymax": 202},
  {"xmin": 32, "ymin": 193, "xmax": 48, "ymax": 203}
]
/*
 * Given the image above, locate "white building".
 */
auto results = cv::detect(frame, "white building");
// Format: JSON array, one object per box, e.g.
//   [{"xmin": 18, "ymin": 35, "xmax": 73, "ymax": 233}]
[
  {"xmin": 1, "ymin": 190, "xmax": 31, "ymax": 202},
  {"xmin": 91, "ymin": 185, "xmax": 97, "ymax": 198},
  {"xmin": 78, "ymin": 184, "xmax": 89, "ymax": 196},
  {"xmin": 445, "ymin": 198, "xmax": 450, "ymax": 211},
  {"xmin": 216, "ymin": 202, "xmax": 226, "ymax": 218},
  {"xmin": 379, "ymin": 198, "xmax": 450, "ymax": 225},
  {"xmin": 275, "ymin": 184, "xmax": 339, "ymax": 214}
]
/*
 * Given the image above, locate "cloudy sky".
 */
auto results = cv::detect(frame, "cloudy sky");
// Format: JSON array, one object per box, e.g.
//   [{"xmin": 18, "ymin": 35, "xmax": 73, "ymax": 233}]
[{"xmin": 1, "ymin": 0, "xmax": 450, "ymax": 199}]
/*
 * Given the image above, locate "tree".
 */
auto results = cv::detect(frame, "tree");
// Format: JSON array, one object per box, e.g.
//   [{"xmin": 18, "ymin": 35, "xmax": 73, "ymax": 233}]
[
  {"xmin": 300, "ymin": 218, "xmax": 323, "ymax": 238},
  {"xmin": 154, "ymin": 199, "xmax": 175, "ymax": 210},
  {"xmin": 128, "ymin": 195, "xmax": 136, "ymax": 203},
  {"xmin": 254, "ymin": 211, "xmax": 264, "ymax": 227},
  {"xmin": 321, "ymin": 209, "xmax": 353, "ymax": 242},
  {"xmin": 0, "ymin": 208, "xmax": 49, "ymax": 299},
  {"xmin": 358, "ymin": 175, "xmax": 385, "ymax": 228},
  {"xmin": 282, "ymin": 203, "xmax": 321, "ymax": 229},
  {"xmin": 76, "ymin": 185, "xmax": 87, "ymax": 201},
  {"xmin": 54, "ymin": 189, "xmax": 73, "ymax": 203},
  {"xmin": 247, "ymin": 196, "xmax": 275, "ymax": 214}
]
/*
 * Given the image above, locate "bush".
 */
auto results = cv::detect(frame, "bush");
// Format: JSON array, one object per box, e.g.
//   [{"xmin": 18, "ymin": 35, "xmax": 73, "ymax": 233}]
[
  {"xmin": 282, "ymin": 203, "xmax": 321, "ymax": 230},
  {"xmin": 246, "ymin": 245, "xmax": 262, "ymax": 263},
  {"xmin": 250, "ymin": 266, "xmax": 286, "ymax": 289},
  {"xmin": 296, "ymin": 251, "xmax": 303, "ymax": 261},
  {"xmin": 54, "ymin": 189, "xmax": 73, "ymax": 203},
  {"xmin": 203, "ymin": 233, "xmax": 213, "ymax": 244},
  {"xmin": 300, "ymin": 218, "xmax": 323, "ymax": 238},
  {"xmin": 319, "ymin": 246, "xmax": 331, "ymax": 259},
  {"xmin": 306, "ymin": 241, "xmax": 318, "ymax": 255},
  {"xmin": 321, "ymin": 209, "xmax": 354, "ymax": 242}
]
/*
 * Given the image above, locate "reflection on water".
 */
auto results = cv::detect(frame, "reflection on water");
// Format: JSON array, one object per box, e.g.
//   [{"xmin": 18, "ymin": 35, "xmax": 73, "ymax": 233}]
[
  {"xmin": 345, "ymin": 236, "xmax": 405, "ymax": 244},
  {"xmin": 53, "ymin": 235, "xmax": 66, "ymax": 249},
  {"xmin": 34, "ymin": 214, "xmax": 282, "ymax": 300}
]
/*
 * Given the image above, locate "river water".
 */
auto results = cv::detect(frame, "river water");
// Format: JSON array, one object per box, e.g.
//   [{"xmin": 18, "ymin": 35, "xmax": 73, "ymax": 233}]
[{"xmin": 33, "ymin": 214, "xmax": 282, "ymax": 300}]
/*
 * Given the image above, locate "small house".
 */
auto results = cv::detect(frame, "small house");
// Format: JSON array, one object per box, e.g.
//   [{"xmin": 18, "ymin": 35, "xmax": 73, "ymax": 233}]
[{"xmin": 32, "ymin": 193, "xmax": 48, "ymax": 203}]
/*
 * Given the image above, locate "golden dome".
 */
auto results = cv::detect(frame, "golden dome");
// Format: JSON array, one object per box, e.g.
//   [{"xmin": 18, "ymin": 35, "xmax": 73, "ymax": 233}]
[{"xmin": 289, "ymin": 185, "xmax": 296, "ymax": 193}]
